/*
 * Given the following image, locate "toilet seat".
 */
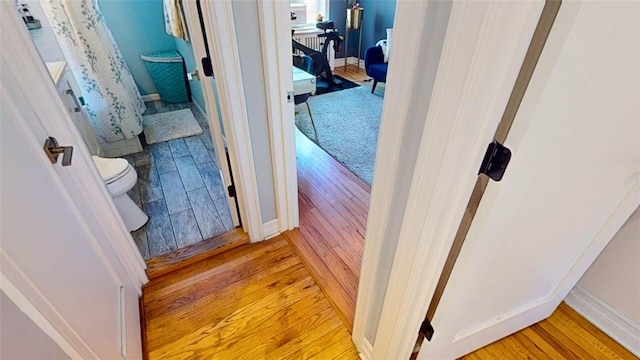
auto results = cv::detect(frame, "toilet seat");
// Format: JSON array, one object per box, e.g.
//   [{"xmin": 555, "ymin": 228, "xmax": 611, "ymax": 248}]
[{"xmin": 92, "ymin": 156, "xmax": 130, "ymax": 183}]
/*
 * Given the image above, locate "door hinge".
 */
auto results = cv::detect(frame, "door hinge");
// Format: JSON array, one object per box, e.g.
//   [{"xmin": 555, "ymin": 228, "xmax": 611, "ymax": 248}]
[
  {"xmin": 287, "ymin": 91, "xmax": 295, "ymax": 103},
  {"xmin": 201, "ymin": 57, "xmax": 214, "ymax": 77},
  {"xmin": 420, "ymin": 318, "xmax": 435, "ymax": 342},
  {"xmin": 478, "ymin": 140, "xmax": 511, "ymax": 182},
  {"xmin": 227, "ymin": 184, "xmax": 236, "ymax": 198}
]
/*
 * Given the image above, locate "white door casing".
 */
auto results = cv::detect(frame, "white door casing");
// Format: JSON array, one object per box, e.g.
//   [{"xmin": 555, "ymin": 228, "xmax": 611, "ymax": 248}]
[
  {"xmin": 1, "ymin": 3, "xmax": 146, "ymax": 358},
  {"xmin": 182, "ymin": 0, "xmax": 241, "ymax": 228},
  {"xmin": 198, "ymin": 0, "xmax": 264, "ymax": 241},
  {"xmin": 358, "ymin": 1, "xmax": 548, "ymax": 358},
  {"xmin": 257, "ymin": 0, "xmax": 299, "ymax": 233},
  {"xmin": 419, "ymin": 2, "xmax": 640, "ymax": 358}
]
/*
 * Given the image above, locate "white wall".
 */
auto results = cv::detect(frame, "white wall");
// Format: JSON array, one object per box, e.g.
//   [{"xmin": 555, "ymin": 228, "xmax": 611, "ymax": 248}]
[
  {"xmin": 22, "ymin": 0, "xmax": 64, "ymax": 62},
  {"xmin": 231, "ymin": 0, "xmax": 277, "ymax": 223},
  {"xmin": 0, "ymin": 292, "xmax": 69, "ymax": 360},
  {"xmin": 576, "ymin": 205, "xmax": 640, "ymax": 323}
]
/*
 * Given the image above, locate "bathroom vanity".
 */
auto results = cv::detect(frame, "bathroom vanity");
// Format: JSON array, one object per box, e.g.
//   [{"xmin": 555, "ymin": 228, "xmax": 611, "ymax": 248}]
[{"xmin": 46, "ymin": 61, "xmax": 103, "ymax": 156}]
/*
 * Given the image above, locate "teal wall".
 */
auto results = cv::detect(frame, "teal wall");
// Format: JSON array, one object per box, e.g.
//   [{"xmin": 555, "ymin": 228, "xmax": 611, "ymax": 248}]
[
  {"xmin": 330, "ymin": 0, "xmax": 396, "ymax": 58},
  {"xmin": 100, "ymin": 0, "xmax": 207, "ymax": 112},
  {"xmin": 174, "ymin": 38, "xmax": 206, "ymax": 110},
  {"xmin": 99, "ymin": 0, "xmax": 175, "ymax": 95}
]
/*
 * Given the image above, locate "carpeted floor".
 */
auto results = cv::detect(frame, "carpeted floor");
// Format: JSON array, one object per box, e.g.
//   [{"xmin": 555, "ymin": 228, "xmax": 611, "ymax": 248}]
[{"xmin": 295, "ymin": 86, "xmax": 383, "ymax": 185}]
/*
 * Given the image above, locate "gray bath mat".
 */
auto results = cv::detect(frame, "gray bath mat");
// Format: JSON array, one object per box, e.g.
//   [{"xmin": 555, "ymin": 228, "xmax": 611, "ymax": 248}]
[{"xmin": 143, "ymin": 109, "xmax": 203, "ymax": 144}]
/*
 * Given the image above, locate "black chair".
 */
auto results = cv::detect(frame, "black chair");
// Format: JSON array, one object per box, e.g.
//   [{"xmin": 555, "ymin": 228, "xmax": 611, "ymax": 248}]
[{"xmin": 293, "ymin": 55, "xmax": 317, "ymax": 135}]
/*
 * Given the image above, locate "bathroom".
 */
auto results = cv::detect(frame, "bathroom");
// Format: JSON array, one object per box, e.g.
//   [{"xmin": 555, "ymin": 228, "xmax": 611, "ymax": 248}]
[{"xmin": 18, "ymin": 0, "xmax": 236, "ymax": 259}]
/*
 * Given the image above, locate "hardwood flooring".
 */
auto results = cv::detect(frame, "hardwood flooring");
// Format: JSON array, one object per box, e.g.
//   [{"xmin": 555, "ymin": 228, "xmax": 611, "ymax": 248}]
[
  {"xmin": 141, "ymin": 69, "xmax": 632, "ymax": 359},
  {"xmin": 283, "ymin": 129, "xmax": 370, "ymax": 331},
  {"xmin": 142, "ymin": 235, "xmax": 359, "ymax": 360},
  {"xmin": 463, "ymin": 302, "xmax": 637, "ymax": 360},
  {"xmin": 333, "ymin": 64, "xmax": 385, "ymax": 93}
]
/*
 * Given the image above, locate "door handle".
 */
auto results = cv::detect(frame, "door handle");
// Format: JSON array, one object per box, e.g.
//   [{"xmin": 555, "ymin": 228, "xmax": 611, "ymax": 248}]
[
  {"xmin": 187, "ymin": 69, "xmax": 200, "ymax": 81},
  {"xmin": 44, "ymin": 136, "xmax": 73, "ymax": 166},
  {"xmin": 65, "ymin": 89, "xmax": 81, "ymax": 112}
]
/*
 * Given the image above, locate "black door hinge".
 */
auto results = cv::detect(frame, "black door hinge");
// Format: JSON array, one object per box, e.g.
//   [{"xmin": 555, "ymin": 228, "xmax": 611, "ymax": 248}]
[
  {"xmin": 478, "ymin": 140, "xmax": 511, "ymax": 182},
  {"xmin": 201, "ymin": 57, "xmax": 214, "ymax": 77},
  {"xmin": 420, "ymin": 318, "xmax": 435, "ymax": 342},
  {"xmin": 227, "ymin": 185, "xmax": 236, "ymax": 198}
]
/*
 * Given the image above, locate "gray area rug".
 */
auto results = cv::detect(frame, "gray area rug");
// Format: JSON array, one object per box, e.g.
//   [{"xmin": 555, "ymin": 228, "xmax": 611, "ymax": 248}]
[
  {"xmin": 295, "ymin": 86, "xmax": 382, "ymax": 185},
  {"xmin": 143, "ymin": 109, "xmax": 203, "ymax": 144}
]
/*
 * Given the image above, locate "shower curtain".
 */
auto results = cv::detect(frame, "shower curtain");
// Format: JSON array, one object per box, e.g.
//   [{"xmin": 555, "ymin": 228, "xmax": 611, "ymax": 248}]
[{"xmin": 41, "ymin": 0, "xmax": 145, "ymax": 142}]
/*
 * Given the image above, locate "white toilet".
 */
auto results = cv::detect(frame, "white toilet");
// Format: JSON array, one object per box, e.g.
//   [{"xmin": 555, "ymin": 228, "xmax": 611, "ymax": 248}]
[{"xmin": 92, "ymin": 156, "xmax": 148, "ymax": 231}]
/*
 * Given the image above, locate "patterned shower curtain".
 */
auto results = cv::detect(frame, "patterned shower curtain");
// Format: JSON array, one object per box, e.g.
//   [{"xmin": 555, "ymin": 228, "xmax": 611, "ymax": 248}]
[{"xmin": 41, "ymin": 0, "xmax": 145, "ymax": 142}]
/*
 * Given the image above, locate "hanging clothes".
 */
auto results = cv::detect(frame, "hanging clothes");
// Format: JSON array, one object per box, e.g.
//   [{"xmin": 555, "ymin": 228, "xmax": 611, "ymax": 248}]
[
  {"xmin": 163, "ymin": 0, "xmax": 189, "ymax": 41},
  {"xmin": 41, "ymin": 0, "xmax": 145, "ymax": 142}
]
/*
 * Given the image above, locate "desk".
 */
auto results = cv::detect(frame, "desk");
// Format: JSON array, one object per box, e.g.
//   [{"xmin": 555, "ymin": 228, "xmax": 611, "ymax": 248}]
[{"xmin": 293, "ymin": 66, "xmax": 316, "ymax": 95}]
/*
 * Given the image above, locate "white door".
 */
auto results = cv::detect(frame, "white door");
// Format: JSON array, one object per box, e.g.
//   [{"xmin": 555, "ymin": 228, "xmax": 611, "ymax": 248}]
[
  {"xmin": 1, "ymin": 4, "xmax": 144, "ymax": 359},
  {"xmin": 183, "ymin": 0, "xmax": 240, "ymax": 227},
  {"xmin": 420, "ymin": 2, "xmax": 640, "ymax": 358}
]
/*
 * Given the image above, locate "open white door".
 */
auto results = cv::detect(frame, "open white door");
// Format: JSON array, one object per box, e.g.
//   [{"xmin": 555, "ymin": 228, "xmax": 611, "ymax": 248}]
[
  {"xmin": 419, "ymin": 1, "xmax": 640, "ymax": 358},
  {"xmin": 182, "ymin": 0, "xmax": 240, "ymax": 227},
  {"xmin": 1, "ymin": 3, "xmax": 145, "ymax": 358}
]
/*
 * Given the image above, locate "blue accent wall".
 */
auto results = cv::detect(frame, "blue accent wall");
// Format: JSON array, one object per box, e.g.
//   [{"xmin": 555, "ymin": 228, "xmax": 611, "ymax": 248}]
[
  {"xmin": 174, "ymin": 38, "xmax": 206, "ymax": 111},
  {"xmin": 357, "ymin": 0, "xmax": 396, "ymax": 58},
  {"xmin": 330, "ymin": 0, "xmax": 396, "ymax": 59},
  {"xmin": 99, "ymin": 0, "xmax": 175, "ymax": 95}
]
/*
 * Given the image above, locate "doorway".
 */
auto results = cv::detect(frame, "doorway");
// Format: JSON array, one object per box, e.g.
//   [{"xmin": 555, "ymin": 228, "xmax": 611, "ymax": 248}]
[
  {"xmin": 19, "ymin": 0, "xmax": 239, "ymax": 260},
  {"xmin": 257, "ymin": 0, "xmax": 399, "ymax": 329},
  {"xmin": 289, "ymin": 0, "xmax": 395, "ymax": 187}
]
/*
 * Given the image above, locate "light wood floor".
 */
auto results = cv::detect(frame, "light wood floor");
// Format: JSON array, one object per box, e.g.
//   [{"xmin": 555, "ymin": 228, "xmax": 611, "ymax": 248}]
[
  {"xmin": 283, "ymin": 129, "xmax": 370, "ymax": 330},
  {"xmin": 141, "ymin": 68, "xmax": 633, "ymax": 359},
  {"xmin": 142, "ymin": 235, "xmax": 359, "ymax": 360},
  {"xmin": 333, "ymin": 64, "xmax": 387, "ymax": 94},
  {"xmin": 463, "ymin": 303, "xmax": 637, "ymax": 359}
]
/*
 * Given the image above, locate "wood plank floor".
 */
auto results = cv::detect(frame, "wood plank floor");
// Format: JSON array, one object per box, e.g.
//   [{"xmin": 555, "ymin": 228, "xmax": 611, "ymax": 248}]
[
  {"xmin": 142, "ymin": 235, "xmax": 359, "ymax": 360},
  {"xmin": 283, "ymin": 129, "xmax": 370, "ymax": 330},
  {"xmin": 333, "ymin": 64, "xmax": 385, "ymax": 93},
  {"xmin": 463, "ymin": 302, "xmax": 637, "ymax": 359},
  {"xmin": 141, "ymin": 64, "xmax": 633, "ymax": 360}
]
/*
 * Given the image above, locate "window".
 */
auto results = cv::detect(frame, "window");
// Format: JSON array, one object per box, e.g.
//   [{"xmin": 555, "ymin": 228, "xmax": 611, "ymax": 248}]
[{"xmin": 290, "ymin": 0, "xmax": 329, "ymax": 29}]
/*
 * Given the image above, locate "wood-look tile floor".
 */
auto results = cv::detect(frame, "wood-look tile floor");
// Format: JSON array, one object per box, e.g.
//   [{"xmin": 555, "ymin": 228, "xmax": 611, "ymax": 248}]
[
  {"xmin": 126, "ymin": 101, "xmax": 234, "ymax": 260},
  {"xmin": 142, "ymin": 235, "xmax": 359, "ymax": 360}
]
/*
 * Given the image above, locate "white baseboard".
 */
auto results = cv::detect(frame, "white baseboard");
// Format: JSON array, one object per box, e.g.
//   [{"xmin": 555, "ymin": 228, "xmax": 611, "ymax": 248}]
[
  {"xmin": 339, "ymin": 56, "xmax": 366, "ymax": 70},
  {"xmin": 358, "ymin": 337, "xmax": 373, "ymax": 360},
  {"xmin": 565, "ymin": 286, "xmax": 640, "ymax": 357},
  {"xmin": 141, "ymin": 93, "xmax": 160, "ymax": 102},
  {"xmin": 262, "ymin": 219, "xmax": 280, "ymax": 240}
]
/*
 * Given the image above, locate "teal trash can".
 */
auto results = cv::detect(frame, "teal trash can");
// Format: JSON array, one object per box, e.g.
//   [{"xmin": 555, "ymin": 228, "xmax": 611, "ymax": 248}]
[{"xmin": 141, "ymin": 50, "xmax": 190, "ymax": 103}]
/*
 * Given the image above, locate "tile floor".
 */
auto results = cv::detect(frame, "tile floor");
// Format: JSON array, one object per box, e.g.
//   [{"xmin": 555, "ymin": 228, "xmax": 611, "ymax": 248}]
[{"xmin": 125, "ymin": 101, "xmax": 235, "ymax": 260}]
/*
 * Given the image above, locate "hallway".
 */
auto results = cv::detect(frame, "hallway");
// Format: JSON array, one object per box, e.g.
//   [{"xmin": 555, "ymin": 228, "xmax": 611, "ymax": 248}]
[{"xmin": 142, "ymin": 235, "xmax": 358, "ymax": 359}]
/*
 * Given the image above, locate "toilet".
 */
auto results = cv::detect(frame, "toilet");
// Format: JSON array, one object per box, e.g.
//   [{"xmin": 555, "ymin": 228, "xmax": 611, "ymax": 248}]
[{"xmin": 92, "ymin": 156, "xmax": 148, "ymax": 231}]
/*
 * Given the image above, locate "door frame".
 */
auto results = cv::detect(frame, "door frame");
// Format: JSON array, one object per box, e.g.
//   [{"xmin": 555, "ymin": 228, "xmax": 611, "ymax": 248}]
[
  {"xmin": 256, "ymin": 0, "xmax": 552, "ymax": 359},
  {"xmin": 257, "ymin": 1, "xmax": 299, "ymax": 232},
  {"xmin": 2, "ymin": 3, "xmax": 147, "ymax": 357},
  {"xmin": 364, "ymin": 2, "xmax": 548, "ymax": 358},
  {"xmin": 195, "ymin": 1, "xmax": 264, "ymax": 241},
  {"xmin": 0, "ymin": 2, "xmax": 147, "ymax": 289},
  {"xmin": 182, "ymin": 1, "xmax": 241, "ymax": 228}
]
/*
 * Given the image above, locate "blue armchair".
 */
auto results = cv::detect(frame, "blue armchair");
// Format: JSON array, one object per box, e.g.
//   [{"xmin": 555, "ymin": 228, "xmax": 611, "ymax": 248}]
[{"xmin": 364, "ymin": 45, "xmax": 388, "ymax": 94}]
